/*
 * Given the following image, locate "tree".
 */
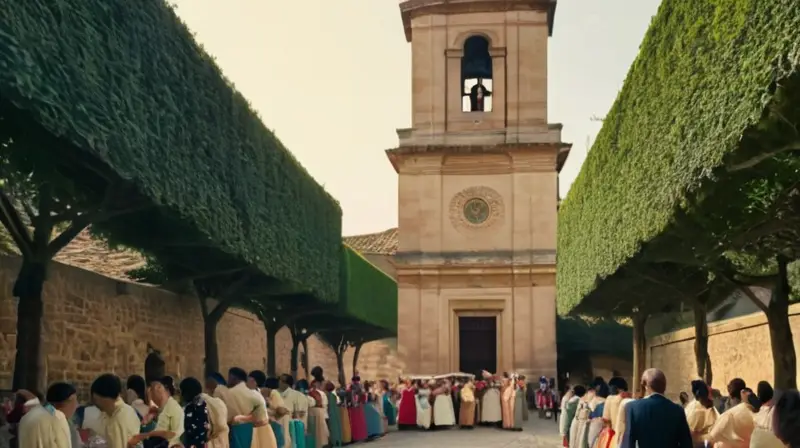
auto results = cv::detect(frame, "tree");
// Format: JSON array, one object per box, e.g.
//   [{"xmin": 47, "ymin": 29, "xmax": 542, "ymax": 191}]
[
  {"xmin": 0, "ymin": 105, "xmax": 148, "ymax": 390},
  {"xmin": 317, "ymin": 330, "xmax": 350, "ymax": 387}
]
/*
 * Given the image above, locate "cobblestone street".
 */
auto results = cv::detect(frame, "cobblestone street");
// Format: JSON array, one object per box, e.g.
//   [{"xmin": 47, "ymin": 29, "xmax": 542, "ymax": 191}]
[{"xmin": 367, "ymin": 418, "xmax": 563, "ymax": 447}]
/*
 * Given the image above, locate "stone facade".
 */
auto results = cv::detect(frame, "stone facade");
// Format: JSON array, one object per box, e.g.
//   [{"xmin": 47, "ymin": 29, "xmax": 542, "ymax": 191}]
[
  {"xmin": 0, "ymin": 256, "xmax": 401, "ymax": 396},
  {"xmin": 647, "ymin": 303, "xmax": 800, "ymax": 400},
  {"xmin": 388, "ymin": 1, "xmax": 569, "ymax": 378}
]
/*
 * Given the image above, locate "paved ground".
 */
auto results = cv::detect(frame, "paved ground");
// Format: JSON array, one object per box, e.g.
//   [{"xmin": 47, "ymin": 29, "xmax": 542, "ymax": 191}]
[{"xmin": 367, "ymin": 417, "xmax": 562, "ymax": 447}]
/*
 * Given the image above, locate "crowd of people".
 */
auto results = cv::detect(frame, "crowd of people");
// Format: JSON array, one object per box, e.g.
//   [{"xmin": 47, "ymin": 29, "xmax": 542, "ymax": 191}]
[
  {"xmin": 558, "ymin": 368, "xmax": 800, "ymax": 448},
  {"xmin": 0, "ymin": 364, "xmax": 401, "ymax": 448}
]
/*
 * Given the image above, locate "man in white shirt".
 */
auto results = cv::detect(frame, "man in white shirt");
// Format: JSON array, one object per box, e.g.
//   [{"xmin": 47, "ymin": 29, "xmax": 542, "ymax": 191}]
[{"xmin": 19, "ymin": 382, "xmax": 78, "ymax": 448}]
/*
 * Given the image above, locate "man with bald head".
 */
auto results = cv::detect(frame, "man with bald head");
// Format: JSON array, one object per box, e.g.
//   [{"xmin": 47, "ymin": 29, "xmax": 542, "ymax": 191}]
[{"xmin": 620, "ymin": 369, "xmax": 692, "ymax": 448}]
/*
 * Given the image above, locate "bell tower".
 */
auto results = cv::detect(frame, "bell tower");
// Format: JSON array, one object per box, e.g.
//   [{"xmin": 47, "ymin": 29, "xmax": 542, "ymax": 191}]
[{"xmin": 388, "ymin": 0, "xmax": 570, "ymax": 378}]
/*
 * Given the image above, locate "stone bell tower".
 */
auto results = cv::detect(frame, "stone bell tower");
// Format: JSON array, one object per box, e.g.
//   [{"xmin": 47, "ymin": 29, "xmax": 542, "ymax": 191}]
[{"xmin": 387, "ymin": 0, "xmax": 571, "ymax": 378}]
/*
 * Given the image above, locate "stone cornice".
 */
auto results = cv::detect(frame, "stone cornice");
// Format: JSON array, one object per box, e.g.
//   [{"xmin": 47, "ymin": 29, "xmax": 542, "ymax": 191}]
[{"xmin": 399, "ymin": 0, "xmax": 558, "ymax": 42}]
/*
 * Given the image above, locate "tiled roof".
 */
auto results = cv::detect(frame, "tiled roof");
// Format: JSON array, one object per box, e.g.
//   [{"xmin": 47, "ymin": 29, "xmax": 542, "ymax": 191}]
[{"xmin": 343, "ymin": 228, "xmax": 398, "ymax": 255}]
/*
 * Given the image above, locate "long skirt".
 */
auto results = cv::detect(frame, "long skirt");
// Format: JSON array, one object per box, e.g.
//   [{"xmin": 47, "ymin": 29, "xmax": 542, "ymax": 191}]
[
  {"xmin": 382, "ymin": 395, "xmax": 397, "ymax": 426},
  {"xmin": 289, "ymin": 420, "xmax": 306, "ymax": 448},
  {"xmin": 397, "ymin": 391, "xmax": 417, "ymax": 427},
  {"xmin": 433, "ymin": 395, "xmax": 456, "ymax": 427},
  {"xmin": 365, "ymin": 404, "xmax": 383, "ymax": 437},
  {"xmin": 586, "ymin": 418, "xmax": 604, "ymax": 448},
  {"xmin": 595, "ymin": 427, "xmax": 614, "ymax": 448},
  {"xmin": 452, "ymin": 393, "xmax": 461, "ymax": 424},
  {"xmin": 229, "ymin": 423, "xmax": 254, "ymax": 448},
  {"xmin": 304, "ymin": 415, "xmax": 316, "ymax": 448},
  {"xmin": 416, "ymin": 400, "xmax": 432, "ymax": 429},
  {"xmin": 208, "ymin": 426, "xmax": 230, "ymax": 448},
  {"xmin": 269, "ymin": 421, "xmax": 285, "ymax": 448},
  {"xmin": 481, "ymin": 389, "xmax": 502, "ymax": 423},
  {"xmin": 308, "ymin": 408, "xmax": 329, "ymax": 448},
  {"xmin": 278, "ymin": 416, "xmax": 292, "ymax": 448},
  {"xmin": 501, "ymin": 393, "xmax": 515, "ymax": 429},
  {"xmin": 459, "ymin": 401, "xmax": 476, "ymax": 427},
  {"xmin": 253, "ymin": 422, "xmax": 278, "ymax": 448},
  {"xmin": 339, "ymin": 408, "xmax": 352, "ymax": 443},
  {"xmin": 514, "ymin": 389, "xmax": 524, "ymax": 429},
  {"xmin": 348, "ymin": 407, "xmax": 368, "ymax": 441},
  {"xmin": 326, "ymin": 393, "xmax": 342, "ymax": 447}
]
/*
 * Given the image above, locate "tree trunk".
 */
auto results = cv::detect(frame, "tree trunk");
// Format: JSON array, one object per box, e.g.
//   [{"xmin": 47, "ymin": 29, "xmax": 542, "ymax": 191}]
[
  {"xmin": 631, "ymin": 311, "xmax": 648, "ymax": 398},
  {"xmin": 203, "ymin": 315, "xmax": 220, "ymax": 377},
  {"xmin": 266, "ymin": 324, "xmax": 279, "ymax": 377},
  {"xmin": 693, "ymin": 299, "xmax": 713, "ymax": 387},
  {"xmin": 352, "ymin": 342, "xmax": 363, "ymax": 376},
  {"xmin": 768, "ymin": 256, "xmax": 797, "ymax": 390},
  {"xmin": 290, "ymin": 338, "xmax": 299, "ymax": 379},
  {"xmin": 336, "ymin": 350, "xmax": 346, "ymax": 387},
  {"xmin": 301, "ymin": 338, "xmax": 309, "ymax": 379},
  {"xmin": 12, "ymin": 260, "xmax": 47, "ymax": 391}
]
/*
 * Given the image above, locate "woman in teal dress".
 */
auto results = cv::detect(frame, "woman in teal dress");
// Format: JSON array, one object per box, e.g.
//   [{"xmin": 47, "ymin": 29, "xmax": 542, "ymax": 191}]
[
  {"xmin": 363, "ymin": 387, "xmax": 383, "ymax": 438},
  {"xmin": 325, "ymin": 382, "xmax": 343, "ymax": 447},
  {"xmin": 380, "ymin": 380, "xmax": 397, "ymax": 426}
]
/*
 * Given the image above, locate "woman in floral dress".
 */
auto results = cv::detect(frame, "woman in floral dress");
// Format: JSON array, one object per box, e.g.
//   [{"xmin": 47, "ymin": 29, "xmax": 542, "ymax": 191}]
[{"xmin": 180, "ymin": 378, "xmax": 210, "ymax": 448}]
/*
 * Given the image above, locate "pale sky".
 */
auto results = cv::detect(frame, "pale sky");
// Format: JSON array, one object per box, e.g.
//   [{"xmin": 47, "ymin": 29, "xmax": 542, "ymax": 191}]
[{"xmin": 172, "ymin": 0, "xmax": 661, "ymax": 236}]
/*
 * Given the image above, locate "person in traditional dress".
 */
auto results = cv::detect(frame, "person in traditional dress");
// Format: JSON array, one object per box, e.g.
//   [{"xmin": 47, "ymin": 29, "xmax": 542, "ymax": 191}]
[
  {"xmin": 90, "ymin": 374, "xmax": 141, "ymax": 448},
  {"xmin": 432, "ymin": 379, "xmax": 456, "ymax": 428},
  {"xmin": 264, "ymin": 378, "xmax": 289, "ymax": 448},
  {"xmin": 451, "ymin": 380, "xmax": 461, "ymax": 425},
  {"xmin": 306, "ymin": 381, "xmax": 329, "ymax": 448},
  {"xmin": 223, "ymin": 368, "xmax": 277, "ymax": 448},
  {"xmin": 396, "ymin": 379, "xmax": 417, "ymax": 430},
  {"xmin": 202, "ymin": 373, "xmax": 230, "ymax": 448},
  {"xmin": 380, "ymin": 380, "xmax": 396, "ymax": 428},
  {"xmin": 323, "ymin": 383, "xmax": 342, "ymax": 447},
  {"xmin": 704, "ymin": 386, "xmax": 756, "ymax": 448},
  {"xmin": 536, "ymin": 376, "xmax": 555, "ymax": 419},
  {"xmin": 685, "ymin": 380, "xmax": 719, "ymax": 447},
  {"xmin": 179, "ymin": 377, "xmax": 210, "ymax": 447},
  {"xmin": 480, "ymin": 372, "xmax": 502, "ymax": 427},
  {"xmin": 459, "ymin": 380, "xmax": 476, "ymax": 429},
  {"xmin": 347, "ymin": 376, "xmax": 368, "ymax": 441},
  {"xmin": 129, "ymin": 376, "xmax": 184, "ymax": 447},
  {"xmin": 501, "ymin": 375, "xmax": 516, "ymax": 430},
  {"xmin": 513, "ymin": 376, "xmax": 525, "ymax": 430},
  {"xmin": 612, "ymin": 389, "xmax": 635, "ymax": 448},
  {"xmin": 416, "ymin": 381, "xmax": 433, "ymax": 430},
  {"xmin": 125, "ymin": 375, "xmax": 155, "ymax": 434},
  {"xmin": 362, "ymin": 383, "xmax": 383, "ymax": 438},
  {"xmin": 561, "ymin": 385, "xmax": 584, "ymax": 447},
  {"xmin": 336, "ymin": 386, "xmax": 351, "ymax": 444},
  {"xmin": 586, "ymin": 383, "xmax": 608, "ymax": 448},
  {"xmin": 596, "ymin": 377, "xmax": 629, "ymax": 448},
  {"xmin": 568, "ymin": 385, "xmax": 591, "ymax": 448}
]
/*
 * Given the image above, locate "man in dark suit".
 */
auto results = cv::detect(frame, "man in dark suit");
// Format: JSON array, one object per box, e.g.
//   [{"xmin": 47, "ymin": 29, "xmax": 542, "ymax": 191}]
[{"xmin": 621, "ymin": 368, "xmax": 692, "ymax": 448}]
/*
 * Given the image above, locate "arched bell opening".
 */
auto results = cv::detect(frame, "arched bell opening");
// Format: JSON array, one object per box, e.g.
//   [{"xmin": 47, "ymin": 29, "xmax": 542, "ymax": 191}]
[{"xmin": 461, "ymin": 35, "xmax": 493, "ymax": 112}]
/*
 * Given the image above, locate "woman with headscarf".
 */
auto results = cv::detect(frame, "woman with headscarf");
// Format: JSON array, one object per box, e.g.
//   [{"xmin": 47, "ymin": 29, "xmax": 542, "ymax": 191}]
[{"xmin": 685, "ymin": 380, "xmax": 718, "ymax": 447}]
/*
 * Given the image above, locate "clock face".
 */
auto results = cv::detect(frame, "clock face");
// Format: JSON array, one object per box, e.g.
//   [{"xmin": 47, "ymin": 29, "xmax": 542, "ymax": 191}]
[{"xmin": 463, "ymin": 198, "xmax": 491, "ymax": 225}]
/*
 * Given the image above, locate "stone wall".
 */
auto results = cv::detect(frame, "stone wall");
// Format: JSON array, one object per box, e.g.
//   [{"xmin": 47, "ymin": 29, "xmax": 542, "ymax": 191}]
[
  {"xmin": 0, "ymin": 256, "xmax": 402, "ymax": 396},
  {"xmin": 647, "ymin": 303, "xmax": 800, "ymax": 400}
]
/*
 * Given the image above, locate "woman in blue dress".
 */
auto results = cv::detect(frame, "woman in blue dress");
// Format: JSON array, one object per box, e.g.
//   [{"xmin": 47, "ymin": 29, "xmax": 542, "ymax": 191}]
[
  {"xmin": 363, "ymin": 383, "xmax": 383, "ymax": 438},
  {"xmin": 380, "ymin": 380, "xmax": 397, "ymax": 426}
]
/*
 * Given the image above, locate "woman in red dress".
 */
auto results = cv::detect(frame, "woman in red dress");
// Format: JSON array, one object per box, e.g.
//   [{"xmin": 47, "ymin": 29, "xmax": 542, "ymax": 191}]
[
  {"xmin": 397, "ymin": 378, "xmax": 417, "ymax": 430},
  {"xmin": 347, "ymin": 375, "xmax": 368, "ymax": 442}
]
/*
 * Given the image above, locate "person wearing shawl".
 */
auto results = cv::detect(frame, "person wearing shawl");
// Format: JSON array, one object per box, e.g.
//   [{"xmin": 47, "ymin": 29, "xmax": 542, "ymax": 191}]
[
  {"xmin": 396, "ymin": 379, "xmax": 417, "ymax": 430},
  {"xmin": 347, "ymin": 375, "xmax": 368, "ymax": 441},
  {"xmin": 202, "ymin": 373, "xmax": 230, "ymax": 448}
]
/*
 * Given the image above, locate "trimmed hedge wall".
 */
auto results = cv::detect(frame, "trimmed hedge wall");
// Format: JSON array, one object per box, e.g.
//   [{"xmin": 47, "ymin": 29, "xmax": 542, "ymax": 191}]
[
  {"xmin": 0, "ymin": 0, "xmax": 342, "ymax": 301},
  {"xmin": 558, "ymin": 0, "xmax": 800, "ymax": 315},
  {"xmin": 341, "ymin": 244, "xmax": 397, "ymax": 332}
]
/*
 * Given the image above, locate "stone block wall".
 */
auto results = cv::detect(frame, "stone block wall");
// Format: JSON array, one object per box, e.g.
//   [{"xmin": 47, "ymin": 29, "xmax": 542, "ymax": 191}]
[
  {"xmin": 0, "ymin": 256, "xmax": 402, "ymax": 397},
  {"xmin": 647, "ymin": 303, "xmax": 800, "ymax": 400}
]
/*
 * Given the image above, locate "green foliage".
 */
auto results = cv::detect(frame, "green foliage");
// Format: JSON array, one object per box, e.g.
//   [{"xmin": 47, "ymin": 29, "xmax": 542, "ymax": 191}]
[
  {"xmin": 0, "ymin": 0, "xmax": 342, "ymax": 301},
  {"xmin": 558, "ymin": 0, "xmax": 800, "ymax": 314},
  {"xmin": 340, "ymin": 245, "xmax": 397, "ymax": 332}
]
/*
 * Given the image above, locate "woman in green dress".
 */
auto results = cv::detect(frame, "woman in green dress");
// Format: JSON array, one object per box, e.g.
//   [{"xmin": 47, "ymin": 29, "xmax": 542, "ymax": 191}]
[{"xmin": 325, "ymin": 382, "xmax": 342, "ymax": 447}]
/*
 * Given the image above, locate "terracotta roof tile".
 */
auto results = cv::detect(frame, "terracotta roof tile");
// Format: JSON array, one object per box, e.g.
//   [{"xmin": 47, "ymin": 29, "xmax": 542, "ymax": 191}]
[{"xmin": 343, "ymin": 228, "xmax": 398, "ymax": 255}]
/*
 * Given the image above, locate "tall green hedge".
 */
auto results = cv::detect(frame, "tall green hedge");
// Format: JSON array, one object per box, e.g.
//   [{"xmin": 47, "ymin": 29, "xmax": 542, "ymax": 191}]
[
  {"xmin": 0, "ymin": 0, "xmax": 342, "ymax": 301},
  {"xmin": 557, "ymin": 0, "xmax": 800, "ymax": 315},
  {"xmin": 340, "ymin": 245, "xmax": 397, "ymax": 332}
]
